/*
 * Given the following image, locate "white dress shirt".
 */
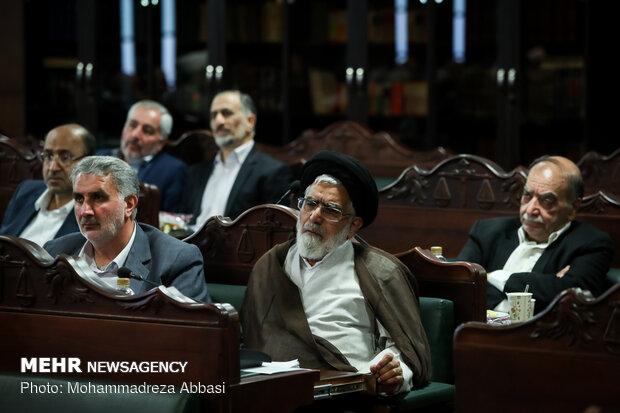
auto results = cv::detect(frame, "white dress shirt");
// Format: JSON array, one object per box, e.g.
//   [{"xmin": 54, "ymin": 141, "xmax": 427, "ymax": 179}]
[
  {"xmin": 19, "ymin": 189, "xmax": 74, "ymax": 246},
  {"xmin": 284, "ymin": 239, "xmax": 413, "ymax": 392},
  {"xmin": 192, "ymin": 140, "xmax": 254, "ymax": 230},
  {"xmin": 490, "ymin": 222, "xmax": 571, "ymax": 311},
  {"xmin": 78, "ymin": 221, "xmax": 137, "ymax": 290}
]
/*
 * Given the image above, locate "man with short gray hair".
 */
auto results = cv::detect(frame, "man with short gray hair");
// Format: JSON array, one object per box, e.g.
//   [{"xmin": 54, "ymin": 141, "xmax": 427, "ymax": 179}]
[
  {"xmin": 44, "ymin": 156, "xmax": 210, "ymax": 302},
  {"xmin": 98, "ymin": 99, "xmax": 186, "ymax": 212}
]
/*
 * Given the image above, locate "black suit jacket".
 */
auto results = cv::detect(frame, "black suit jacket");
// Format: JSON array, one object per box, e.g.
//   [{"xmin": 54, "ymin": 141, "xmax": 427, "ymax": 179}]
[
  {"xmin": 457, "ymin": 217, "xmax": 614, "ymax": 312},
  {"xmin": 179, "ymin": 145, "xmax": 292, "ymax": 222}
]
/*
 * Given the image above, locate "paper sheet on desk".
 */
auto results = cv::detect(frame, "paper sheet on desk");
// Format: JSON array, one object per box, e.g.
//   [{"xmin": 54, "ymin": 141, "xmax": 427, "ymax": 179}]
[{"xmin": 241, "ymin": 359, "xmax": 311, "ymax": 375}]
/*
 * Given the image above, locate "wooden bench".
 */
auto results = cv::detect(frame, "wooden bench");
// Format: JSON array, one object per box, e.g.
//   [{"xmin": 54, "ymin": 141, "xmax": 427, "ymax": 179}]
[
  {"xmin": 453, "ymin": 283, "xmax": 620, "ymax": 413},
  {"xmin": 360, "ymin": 153, "xmax": 620, "ymax": 268},
  {"xmin": 359, "ymin": 154, "xmax": 527, "ymax": 258},
  {"xmin": 0, "ymin": 234, "xmax": 319, "ymax": 413},
  {"xmin": 256, "ymin": 121, "xmax": 454, "ymax": 185},
  {"xmin": 577, "ymin": 147, "xmax": 620, "ymax": 196}
]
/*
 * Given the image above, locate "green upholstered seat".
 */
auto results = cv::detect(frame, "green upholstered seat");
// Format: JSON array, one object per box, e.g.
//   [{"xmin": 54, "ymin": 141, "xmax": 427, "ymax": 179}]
[
  {"xmin": 207, "ymin": 283, "xmax": 246, "ymax": 312},
  {"xmin": 373, "ymin": 177, "xmax": 397, "ymax": 190},
  {"xmin": 385, "ymin": 297, "xmax": 455, "ymax": 412},
  {"xmin": 209, "ymin": 284, "xmax": 456, "ymax": 412},
  {"xmin": 607, "ymin": 268, "xmax": 620, "ymax": 284}
]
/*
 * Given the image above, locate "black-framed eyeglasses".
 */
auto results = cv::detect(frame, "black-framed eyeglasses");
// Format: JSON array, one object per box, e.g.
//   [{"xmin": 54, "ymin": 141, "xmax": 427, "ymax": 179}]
[
  {"xmin": 38, "ymin": 150, "xmax": 86, "ymax": 167},
  {"xmin": 297, "ymin": 197, "xmax": 352, "ymax": 223}
]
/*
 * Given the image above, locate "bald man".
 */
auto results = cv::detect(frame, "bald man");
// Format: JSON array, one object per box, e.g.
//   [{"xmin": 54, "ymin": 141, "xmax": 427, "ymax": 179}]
[
  {"xmin": 0, "ymin": 124, "xmax": 96, "ymax": 245},
  {"xmin": 457, "ymin": 155, "xmax": 613, "ymax": 313}
]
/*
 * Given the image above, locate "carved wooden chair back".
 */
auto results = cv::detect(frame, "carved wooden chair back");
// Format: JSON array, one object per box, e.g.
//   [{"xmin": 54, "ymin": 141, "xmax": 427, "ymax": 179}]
[
  {"xmin": 256, "ymin": 120, "xmax": 454, "ymax": 179},
  {"xmin": 359, "ymin": 154, "xmax": 527, "ymax": 256},
  {"xmin": 454, "ymin": 283, "xmax": 620, "ymax": 412},
  {"xmin": 163, "ymin": 129, "xmax": 218, "ymax": 165},
  {"xmin": 0, "ymin": 137, "xmax": 43, "ymax": 222},
  {"xmin": 184, "ymin": 204, "xmax": 298, "ymax": 285}
]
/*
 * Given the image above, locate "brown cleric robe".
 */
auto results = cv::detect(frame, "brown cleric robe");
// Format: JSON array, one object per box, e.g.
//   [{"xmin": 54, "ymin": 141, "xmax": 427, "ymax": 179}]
[{"xmin": 240, "ymin": 239, "xmax": 432, "ymax": 389}]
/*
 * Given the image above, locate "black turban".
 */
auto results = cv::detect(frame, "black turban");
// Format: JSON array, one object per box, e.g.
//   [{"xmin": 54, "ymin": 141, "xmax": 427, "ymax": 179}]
[{"xmin": 300, "ymin": 150, "xmax": 378, "ymax": 228}]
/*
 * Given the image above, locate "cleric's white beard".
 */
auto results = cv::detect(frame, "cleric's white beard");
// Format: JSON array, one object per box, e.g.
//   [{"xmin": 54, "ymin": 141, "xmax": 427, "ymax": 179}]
[{"xmin": 296, "ymin": 219, "xmax": 350, "ymax": 261}]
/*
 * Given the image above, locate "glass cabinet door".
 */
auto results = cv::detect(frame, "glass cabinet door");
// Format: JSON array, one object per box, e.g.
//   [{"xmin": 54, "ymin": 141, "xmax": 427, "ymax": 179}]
[{"xmin": 25, "ymin": 0, "xmax": 193, "ymax": 146}]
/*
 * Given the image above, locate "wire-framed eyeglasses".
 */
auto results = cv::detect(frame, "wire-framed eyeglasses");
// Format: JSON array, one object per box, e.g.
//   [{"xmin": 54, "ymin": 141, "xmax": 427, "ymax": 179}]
[
  {"xmin": 38, "ymin": 150, "xmax": 86, "ymax": 167},
  {"xmin": 297, "ymin": 197, "xmax": 352, "ymax": 223}
]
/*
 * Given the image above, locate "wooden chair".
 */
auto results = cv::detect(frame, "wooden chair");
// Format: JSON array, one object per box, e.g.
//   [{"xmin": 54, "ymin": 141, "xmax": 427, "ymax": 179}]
[
  {"xmin": 136, "ymin": 181, "xmax": 160, "ymax": 228},
  {"xmin": 577, "ymin": 191, "xmax": 620, "ymax": 268},
  {"xmin": 184, "ymin": 204, "xmax": 298, "ymax": 287},
  {"xmin": 256, "ymin": 121, "xmax": 454, "ymax": 181},
  {"xmin": 0, "ymin": 136, "xmax": 43, "ymax": 222},
  {"xmin": 577, "ymin": 147, "xmax": 620, "ymax": 196},
  {"xmin": 454, "ymin": 283, "xmax": 620, "ymax": 413},
  {"xmin": 183, "ymin": 205, "xmax": 481, "ymax": 412},
  {"xmin": 162, "ymin": 129, "xmax": 218, "ymax": 165},
  {"xmin": 396, "ymin": 247, "xmax": 487, "ymax": 327}
]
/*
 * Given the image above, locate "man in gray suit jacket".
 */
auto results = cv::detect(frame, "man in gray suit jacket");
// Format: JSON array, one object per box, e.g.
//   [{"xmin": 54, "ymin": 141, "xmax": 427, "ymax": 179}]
[
  {"xmin": 179, "ymin": 90, "xmax": 292, "ymax": 230},
  {"xmin": 44, "ymin": 156, "xmax": 210, "ymax": 302}
]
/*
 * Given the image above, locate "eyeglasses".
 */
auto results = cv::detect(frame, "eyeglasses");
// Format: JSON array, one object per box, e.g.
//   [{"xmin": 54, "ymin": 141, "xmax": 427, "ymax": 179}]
[
  {"xmin": 297, "ymin": 197, "xmax": 352, "ymax": 223},
  {"xmin": 39, "ymin": 150, "xmax": 86, "ymax": 167}
]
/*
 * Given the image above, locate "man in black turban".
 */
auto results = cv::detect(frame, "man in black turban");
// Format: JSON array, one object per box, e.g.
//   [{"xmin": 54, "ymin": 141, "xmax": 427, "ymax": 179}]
[{"xmin": 241, "ymin": 151, "xmax": 431, "ymax": 396}]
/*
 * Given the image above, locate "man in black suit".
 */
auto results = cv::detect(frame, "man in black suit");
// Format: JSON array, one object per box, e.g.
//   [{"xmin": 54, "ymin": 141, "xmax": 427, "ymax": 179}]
[
  {"xmin": 179, "ymin": 90, "xmax": 292, "ymax": 229},
  {"xmin": 457, "ymin": 155, "xmax": 613, "ymax": 313}
]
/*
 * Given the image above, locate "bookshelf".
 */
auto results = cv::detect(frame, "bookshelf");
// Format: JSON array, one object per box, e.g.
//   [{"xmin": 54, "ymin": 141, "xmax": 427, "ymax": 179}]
[{"xmin": 10, "ymin": 0, "xmax": 612, "ymax": 169}]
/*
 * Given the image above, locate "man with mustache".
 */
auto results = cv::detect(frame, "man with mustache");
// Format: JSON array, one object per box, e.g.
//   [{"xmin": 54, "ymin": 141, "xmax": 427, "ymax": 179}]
[
  {"xmin": 99, "ymin": 100, "xmax": 186, "ymax": 212},
  {"xmin": 241, "ymin": 151, "xmax": 431, "ymax": 395},
  {"xmin": 1, "ymin": 124, "xmax": 95, "ymax": 245},
  {"xmin": 179, "ymin": 90, "xmax": 292, "ymax": 229},
  {"xmin": 43, "ymin": 156, "xmax": 210, "ymax": 302},
  {"xmin": 457, "ymin": 155, "xmax": 613, "ymax": 313}
]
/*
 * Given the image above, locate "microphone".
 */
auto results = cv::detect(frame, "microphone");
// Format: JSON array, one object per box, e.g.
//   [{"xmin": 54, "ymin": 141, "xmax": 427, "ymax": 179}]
[
  {"xmin": 117, "ymin": 267, "xmax": 160, "ymax": 288},
  {"xmin": 276, "ymin": 180, "xmax": 301, "ymax": 205}
]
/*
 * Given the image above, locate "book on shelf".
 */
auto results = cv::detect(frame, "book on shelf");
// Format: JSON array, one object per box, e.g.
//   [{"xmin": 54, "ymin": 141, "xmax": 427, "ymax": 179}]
[
  {"xmin": 403, "ymin": 81, "xmax": 428, "ymax": 116},
  {"xmin": 308, "ymin": 69, "xmax": 345, "ymax": 114},
  {"xmin": 368, "ymin": 80, "xmax": 427, "ymax": 116},
  {"xmin": 261, "ymin": 1, "xmax": 282, "ymax": 43}
]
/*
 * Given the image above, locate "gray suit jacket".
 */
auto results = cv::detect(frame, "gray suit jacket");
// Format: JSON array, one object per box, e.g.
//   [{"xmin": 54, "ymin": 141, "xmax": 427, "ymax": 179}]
[{"xmin": 44, "ymin": 222, "xmax": 211, "ymax": 302}]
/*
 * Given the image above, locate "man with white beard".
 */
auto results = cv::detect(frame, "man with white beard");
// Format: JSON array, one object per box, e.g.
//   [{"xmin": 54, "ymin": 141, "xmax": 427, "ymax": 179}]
[
  {"xmin": 457, "ymin": 155, "xmax": 613, "ymax": 314},
  {"xmin": 241, "ymin": 151, "xmax": 431, "ymax": 396},
  {"xmin": 179, "ymin": 90, "xmax": 292, "ymax": 229}
]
